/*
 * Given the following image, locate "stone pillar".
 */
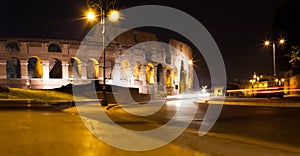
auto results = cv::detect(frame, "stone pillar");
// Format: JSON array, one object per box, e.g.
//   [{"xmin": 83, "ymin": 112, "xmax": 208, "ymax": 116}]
[
  {"xmin": 140, "ymin": 65, "xmax": 146, "ymax": 85},
  {"xmin": 20, "ymin": 60, "xmax": 28, "ymax": 79},
  {"xmin": 0, "ymin": 60, "xmax": 6, "ymax": 79},
  {"xmin": 81, "ymin": 63, "xmax": 87, "ymax": 79},
  {"xmin": 112, "ymin": 62, "xmax": 121, "ymax": 81},
  {"xmin": 42, "ymin": 60, "xmax": 49, "ymax": 79},
  {"xmin": 62, "ymin": 61, "xmax": 69, "ymax": 80},
  {"xmin": 153, "ymin": 64, "xmax": 157, "ymax": 86},
  {"xmin": 188, "ymin": 64, "xmax": 193, "ymax": 90},
  {"xmin": 139, "ymin": 65, "xmax": 147, "ymax": 94}
]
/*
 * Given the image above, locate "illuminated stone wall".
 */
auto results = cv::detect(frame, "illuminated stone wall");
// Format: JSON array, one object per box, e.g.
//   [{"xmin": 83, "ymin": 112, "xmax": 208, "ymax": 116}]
[{"xmin": 0, "ymin": 30, "xmax": 194, "ymax": 95}]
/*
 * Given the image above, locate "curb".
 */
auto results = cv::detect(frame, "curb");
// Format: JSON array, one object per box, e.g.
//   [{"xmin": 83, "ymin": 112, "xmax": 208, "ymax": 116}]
[
  {"xmin": 0, "ymin": 99, "xmax": 72, "ymax": 109},
  {"xmin": 0, "ymin": 99, "xmax": 103, "ymax": 109}
]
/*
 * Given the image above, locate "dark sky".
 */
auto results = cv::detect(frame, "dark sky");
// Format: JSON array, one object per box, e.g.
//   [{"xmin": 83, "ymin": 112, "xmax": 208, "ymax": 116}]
[{"xmin": 0, "ymin": 0, "xmax": 289, "ymax": 82}]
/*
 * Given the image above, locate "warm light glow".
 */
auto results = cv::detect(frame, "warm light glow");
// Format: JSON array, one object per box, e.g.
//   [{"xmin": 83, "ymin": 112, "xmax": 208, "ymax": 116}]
[
  {"xmin": 108, "ymin": 10, "xmax": 119, "ymax": 22},
  {"xmin": 86, "ymin": 11, "xmax": 96, "ymax": 21},
  {"xmin": 281, "ymin": 78, "xmax": 284, "ymax": 82},
  {"xmin": 279, "ymin": 39, "xmax": 285, "ymax": 44},
  {"xmin": 264, "ymin": 40, "xmax": 270, "ymax": 46},
  {"xmin": 188, "ymin": 60, "xmax": 193, "ymax": 65},
  {"xmin": 26, "ymin": 80, "xmax": 30, "ymax": 87},
  {"xmin": 146, "ymin": 63, "xmax": 154, "ymax": 84},
  {"xmin": 249, "ymin": 79, "xmax": 256, "ymax": 83}
]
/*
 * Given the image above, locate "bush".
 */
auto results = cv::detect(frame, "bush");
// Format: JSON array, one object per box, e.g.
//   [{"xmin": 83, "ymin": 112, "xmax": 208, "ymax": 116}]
[{"xmin": 0, "ymin": 86, "xmax": 9, "ymax": 93}]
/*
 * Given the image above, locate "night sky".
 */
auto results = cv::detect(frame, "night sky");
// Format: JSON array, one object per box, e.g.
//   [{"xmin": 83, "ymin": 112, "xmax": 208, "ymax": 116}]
[{"xmin": 0, "ymin": 0, "xmax": 290, "ymax": 83}]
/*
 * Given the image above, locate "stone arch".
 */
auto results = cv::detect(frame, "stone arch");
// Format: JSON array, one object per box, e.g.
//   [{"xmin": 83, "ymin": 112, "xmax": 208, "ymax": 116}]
[
  {"xmin": 146, "ymin": 63, "xmax": 154, "ymax": 84},
  {"xmin": 5, "ymin": 41, "xmax": 20, "ymax": 52},
  {"xmin": 28, "ymin": 56, "xmax": 43, "ymax": 78},
  {"xmin": 48, "ymin": 42, "xmax": 62, "ymax": 52},
  {"xmin": 133, "ymin": 61, "xmax": 142, "ymax": 80},
  {"xmin": 49, "ymin": 58, "xmax": 62, "ymax": 78},
  {"xmin": 166, "ymin": 66, "xmax": 172, "ymax": 88},
  {"xmin": 87, "ymin": 58, "xmax": 99, "ymax": 79},
  {"xmin": 68, "ymin": 57, "xmax": 82, "ymax": 78},
  {"xmin": 121, "ymin": 60, "xmax": 130, "ymax": 80},
  {"xmin": 6, "ymin": 57, "xmax": 21, "ymax": 78}
]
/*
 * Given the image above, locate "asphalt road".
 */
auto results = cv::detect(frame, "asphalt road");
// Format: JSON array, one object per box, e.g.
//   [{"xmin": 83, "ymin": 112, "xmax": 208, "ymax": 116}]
[
  {"xmin": 209, "ymin": 105, "xmax": 300, "ymax": 147},
  {"xmin": 1, "ymin": 97, "xmax": 300, "ymax": 156}
]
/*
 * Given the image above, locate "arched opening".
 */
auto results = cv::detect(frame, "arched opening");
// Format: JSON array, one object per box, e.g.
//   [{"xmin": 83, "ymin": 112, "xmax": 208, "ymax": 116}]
[
  {"xmin": 166, "ymin": 66, "xmax": 172, "ymax": 88},
  {"xmin": 146, "ymin": 63, "xmax": 154, "ymax": 84},
  {"xmin": 133, "ymin": 62, "xmax": 142, "ymax": 80},
  {"xmin": 28, "ymin": 56, "xmax": 43, "ymax": 78},
  {"xmin": 5, "ymin": 42, "xmax": 20, "ymax": 52},
  {"xmin": 157, "ymin": 64, "xmax": 164, "ymax": 85},
  {"xmin": 87, "ymin": 58, "xmax": 99, "ymax": 79},
  {"xmin": 68, "ymin": 57, "xmax": 81, "ymax": 78},
  {"xmin": 121, "ymin": 60, "xmax": 130, "ymax": 80},
  {"xmin": 49, "ymin": 58, "xmax": 62, "ymax": 78},
  {"xmin": 48, "ymin": 43, "xmax": 62, "ymax": 52},
  {"xmin": 6, "ymin": 57, "xmax": 21, "ymax": 78}
]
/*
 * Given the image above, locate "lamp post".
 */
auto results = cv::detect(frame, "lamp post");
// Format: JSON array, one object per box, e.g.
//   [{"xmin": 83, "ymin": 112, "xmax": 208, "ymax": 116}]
[
  {"xmin": 249, "ymin": 79, "xmax": 254, "ymax": 96},
  {"xmin": 264, "ymin": 38, "xmax": 285, "ymax": 78},
  {"xmin": 85, "ymin": 0, "xmax": 119, "ymax": 106},
  {"xmin": 26, "ymin": 77, "xmax": 31, "ymax": 89}
]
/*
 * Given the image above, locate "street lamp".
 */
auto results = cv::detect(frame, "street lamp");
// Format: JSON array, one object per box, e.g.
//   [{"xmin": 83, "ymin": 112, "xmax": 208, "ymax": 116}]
[
  {"xmin": 26, "ymin": 77, "xmax": 31, "ymax": 89},
  {"xmin": 85, "ymin": 0, "xmax": 119, "ymax": 106},
  {"xmin": 263, "ymin": 38, "xmax": 285, "ymax": 78}
]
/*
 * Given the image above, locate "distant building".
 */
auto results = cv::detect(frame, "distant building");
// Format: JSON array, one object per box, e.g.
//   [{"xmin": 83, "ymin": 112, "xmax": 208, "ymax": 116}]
[{"xmin": 227, "ymin": 73, "xmax": 285, "ymax": 97}]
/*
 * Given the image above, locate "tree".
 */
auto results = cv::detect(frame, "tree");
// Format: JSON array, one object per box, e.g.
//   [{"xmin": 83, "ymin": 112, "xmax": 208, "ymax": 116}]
[
  {"xmin": 286, "ymin": 46, "xmax": 300, "ymax": 75},
  {"xmin": 273, "ymin": 0, "xmax": 300, "ymax": 75}
]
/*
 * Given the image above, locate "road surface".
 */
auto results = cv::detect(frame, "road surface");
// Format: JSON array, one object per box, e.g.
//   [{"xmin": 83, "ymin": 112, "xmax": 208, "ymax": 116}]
[{"xmin": 1, "ymin": 97, "xmax": 300, "ymax": 156}]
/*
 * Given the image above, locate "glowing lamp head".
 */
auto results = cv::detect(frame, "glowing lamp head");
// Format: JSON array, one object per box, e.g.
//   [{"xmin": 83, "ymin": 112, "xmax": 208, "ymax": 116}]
[
  {"xmin": 86, "ymin": 11, "xmax": 96, "ymax": 21},
  {"xmin": 108, "ymin": 10, "xmax": 120, "ymax": 22},
  {"xmin": 26, "ymin": 81, "xmax": 30, "ymax": 87},
  {"xmin": 264, "ymin": 40, "xmax": 270, "ymax": 46},
  {"xmin": 279, "ymin": 39, "xmax": 285, "ymax": 44}
]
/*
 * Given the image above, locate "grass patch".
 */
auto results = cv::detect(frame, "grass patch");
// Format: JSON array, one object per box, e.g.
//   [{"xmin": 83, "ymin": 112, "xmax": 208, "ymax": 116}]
[
  {"xmin": 2, "ymin": 88, "xmax": 78, "ymax": 102},
  {"xmin": 0, "ymin": 93, "xmax": 8, "ymax": 99}
]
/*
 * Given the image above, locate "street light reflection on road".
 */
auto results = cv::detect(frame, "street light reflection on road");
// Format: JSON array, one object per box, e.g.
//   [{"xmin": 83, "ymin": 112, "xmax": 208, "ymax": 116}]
[{"xmin": 167, "ymin": 92, "xmax": 209, "ymax": 100}]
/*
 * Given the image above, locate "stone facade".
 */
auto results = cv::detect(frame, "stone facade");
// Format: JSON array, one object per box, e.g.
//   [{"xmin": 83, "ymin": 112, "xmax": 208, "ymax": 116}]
[{"xmin": 0, "ymin": 30, "xmax": 194, "ymax": 95}]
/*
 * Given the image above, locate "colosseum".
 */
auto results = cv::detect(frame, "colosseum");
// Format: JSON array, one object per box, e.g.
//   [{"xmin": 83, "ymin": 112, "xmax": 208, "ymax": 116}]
[{"xmin": 0, "ymin": 29, "xmax": 194, "ymax": 96}]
